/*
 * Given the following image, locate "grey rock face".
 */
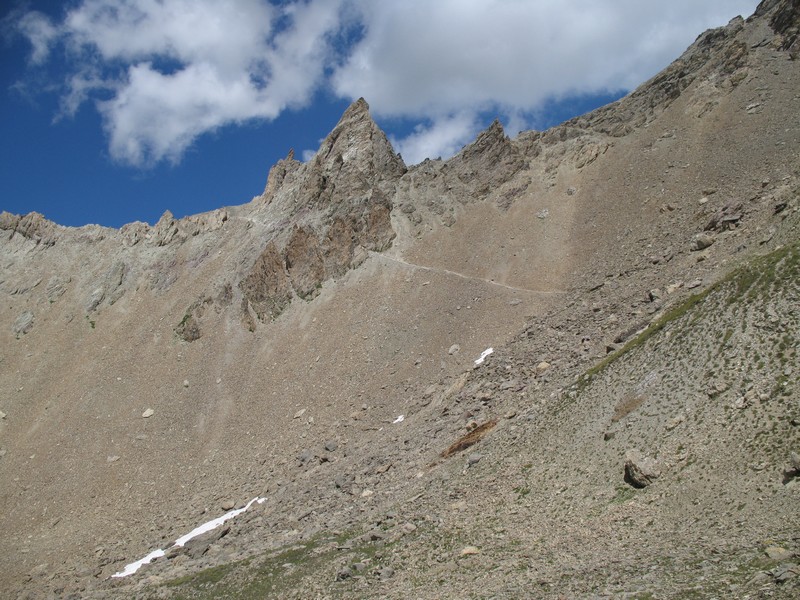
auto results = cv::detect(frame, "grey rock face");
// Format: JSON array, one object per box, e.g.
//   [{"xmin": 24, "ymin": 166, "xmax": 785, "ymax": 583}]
[{"xmin": 624, "ymin": 449, "xmax": 661, "ymax": 488}]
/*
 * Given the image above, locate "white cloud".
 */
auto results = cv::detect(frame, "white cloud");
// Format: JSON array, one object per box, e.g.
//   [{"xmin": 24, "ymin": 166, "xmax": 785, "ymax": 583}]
[
  {"xmin": 332, "ymin": 0, "xmax": 760, "ymax": 162},
  {"xmin": 390, "ymin": 112, "xmax": 480, "ymax": 165},
  {"xmin": 16, "ymin": 11, "xmax": 58, "ymax": 64},
  {"xmin": 16, "ymin": 0, "xmax": 344, "ymax": 166},
  {"xmin": 15, "ymin": 0, "xmax": 761, "ymax": 167},
  {"xmin": 334, "ymin": 0, "xmax": 761, "ymax": 116},
  {"xmin": 62, "ymin": 0, "xmax": 275, "ymax": 70}
]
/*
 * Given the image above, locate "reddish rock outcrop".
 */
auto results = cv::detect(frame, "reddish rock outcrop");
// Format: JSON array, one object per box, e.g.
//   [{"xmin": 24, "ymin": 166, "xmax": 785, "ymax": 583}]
[
  {"xmin": 239, "ymin": 242, "xmax": 292, "ymax": 321},
  {"xmin": 285, "ymin": 225, "xmax": 325, "ymax": 299}
]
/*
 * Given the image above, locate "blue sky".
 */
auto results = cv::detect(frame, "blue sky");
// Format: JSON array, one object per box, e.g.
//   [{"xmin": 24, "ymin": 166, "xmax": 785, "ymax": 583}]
[{"xmin": 1, "ymin": 0, "xmax": 760, "ymax": 228}]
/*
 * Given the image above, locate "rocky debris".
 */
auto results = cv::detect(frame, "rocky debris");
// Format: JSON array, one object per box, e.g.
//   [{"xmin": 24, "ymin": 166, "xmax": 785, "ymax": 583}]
[
  {"xmin": 691, "ymin": 232, "xmax": 715, "ymax": 251},
  {"xmin": 335, "ymin": 566, "xmax": 352, "ymax": 581},
  {"xmin": 771, "ymin": 563, "xmax": 800, "ymax": 584},
  {"xmin": 783, "ymin": 452, "xmax": 800, "ymax": 483},
  {"xmin": 85, "ymin": 287, "xmax": 105, "ymax": 312},
  {"xmin": 766, "ymin": 546, "xmax": 794, "ymax": 561},
  {"xmin": 297, "ymin": 449, "xmax": 318, "ymax": 466},
  {"xmin": 571, "ymin": 10, "xmax": 749, "ymax": 139},
  {"xmin": 448, "ymin": 344, "xmax": 461, "ymax": 355},
  {"xmin": 624, "ymin": 449, "xmax": 661, "ymax": 488},
  {"xmin": 704, "ymin": 201, "xmax": 743, "ymax": 231},
  {"xmin": 687, "ymin": 279, "xmax": 703, "ymax": 289},
  {"xmin": 175, "ymin": 296, "xmax": 213, "ymax": 342},
  {"xmin": 45, "ymin": 276, "xmax": 69, "ymax": 302},
  {"xmin": 167, "ymin": 526, "xmax": 230, "ymax": 561},
  {"xmin": 0, "ymin": 211, "xmax": 59, "ymax": 246},
  {"xmin": 665, "ymin": 414, "xmax": 685, "ymax": 431},
  {"xmin": 334, "ymin": 473, "xmax": 355, "ymax": 493},
  {"xmin": 12, "ymin": 311, "xmax": 34, "ymax": 336},
  {"xmin": 535, "ymin": 361, "xmax": 551, "ymax": 375},
  {"xmin": 104, "ymin": 261, "xmax": 128, "ymax": 306},
  {"xmin": 574, "ymin": 140, "xmax": 610, "ymax": 168}
]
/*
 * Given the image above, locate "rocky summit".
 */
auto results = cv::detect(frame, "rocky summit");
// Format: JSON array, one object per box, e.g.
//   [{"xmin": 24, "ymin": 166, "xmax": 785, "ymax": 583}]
[{"xmin": 2, "ymin": 1, "xmax": 800, "ymax": 598}]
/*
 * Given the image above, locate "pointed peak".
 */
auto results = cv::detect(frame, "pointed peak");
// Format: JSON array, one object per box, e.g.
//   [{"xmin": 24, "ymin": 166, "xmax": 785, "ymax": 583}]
[
  {"xmin": 459, "ymin": 118, "xmax": 510, "ymax": 161},
  {"xmin": 483, "ymin": 119, "xmax": 506, "ymax": 139},
  {"xmin": 301, "ymin": 96, "xmax": 405, "ymax": 186},
  {"xmin": 332, "ymin": 97, "xmax": 376, "ymax": 135},
  {"xmin": 343, "ymin": 97, "xmax": 370, "ymax": 117}
]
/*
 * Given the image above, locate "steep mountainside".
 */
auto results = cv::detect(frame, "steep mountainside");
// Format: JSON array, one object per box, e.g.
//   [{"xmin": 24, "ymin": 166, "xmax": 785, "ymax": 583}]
[{"xmin": 1, "ymin": 1, "xmax": 798, "ymax": 598}]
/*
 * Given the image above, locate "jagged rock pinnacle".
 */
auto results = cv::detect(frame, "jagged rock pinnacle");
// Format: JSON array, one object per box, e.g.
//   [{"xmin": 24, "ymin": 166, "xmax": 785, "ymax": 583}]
[{"xmin": 314, "ymin": 97, "xmax": 406, "ymax": 181}]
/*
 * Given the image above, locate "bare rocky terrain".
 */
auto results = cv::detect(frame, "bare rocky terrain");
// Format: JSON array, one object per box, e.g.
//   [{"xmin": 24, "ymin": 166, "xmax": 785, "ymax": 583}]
[{"xmin": 1, "ymin": 1, "xmax": 799, "ymax": 598}]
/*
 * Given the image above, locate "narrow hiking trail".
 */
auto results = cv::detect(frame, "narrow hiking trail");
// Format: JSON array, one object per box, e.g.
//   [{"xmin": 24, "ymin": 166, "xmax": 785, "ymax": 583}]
[{"xmin": 372, "ymin": 252, "xmax": 567, "ymax": 296}]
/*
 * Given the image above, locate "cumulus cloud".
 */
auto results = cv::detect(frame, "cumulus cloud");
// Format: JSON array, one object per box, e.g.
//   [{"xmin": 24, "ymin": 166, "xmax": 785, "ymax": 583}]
[
  {"xmin": 390, "ymin": 112, "xmax": 480, "ymax": 165},
  {"xmin": 333, "ymin": 0, "xmax": 760, "ymax": 115},
  {"xmin": 14, "ymin": 0, "xmax": 759, "ymax": 167},
  {"xmin": 16, "ymin": 0, "xmax": 343, "ymax": 166},
  {"xmin": 332, "ymin": 0, "xmax": 760, "ymax": 161}
]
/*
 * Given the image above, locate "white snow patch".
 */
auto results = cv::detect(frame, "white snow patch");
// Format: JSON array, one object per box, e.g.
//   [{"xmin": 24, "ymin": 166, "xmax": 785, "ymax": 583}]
[
  {"xmin": 393, "ymin": 415, "xmax": 405, "ymax": 424},
  {"xmin": 111, "ymin": 496, "xmax": 266, "ymax": 578},
  {"xmin": 111, "ymin": 549, "xmax": 165, "ymax": 579},
  {"xmin": 475, "ymin": 348, "xmax": 494, "ymax": 365},
  {"xmin": 173, "ymin": 497, "xmax": 265, "ymax": 547}
]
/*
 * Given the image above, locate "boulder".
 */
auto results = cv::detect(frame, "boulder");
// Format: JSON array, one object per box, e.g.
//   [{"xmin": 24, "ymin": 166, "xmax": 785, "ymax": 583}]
[
  {"xmin": 692, "ymin": 233, "xmax": 715, "ymax": 251},
  {"xmin": 624, "ymin": 449, "xmax": 661, "ymax": 488},
  {"xmin": 12, "ymin": 311, "xmax": 34, "ymax": 336}
]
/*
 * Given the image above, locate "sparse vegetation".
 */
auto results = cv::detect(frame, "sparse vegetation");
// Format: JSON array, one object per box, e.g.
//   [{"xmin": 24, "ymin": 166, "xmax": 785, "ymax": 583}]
[{"xmin": 4, "ymin": 8, "xmax": 800, "ymax": 597}]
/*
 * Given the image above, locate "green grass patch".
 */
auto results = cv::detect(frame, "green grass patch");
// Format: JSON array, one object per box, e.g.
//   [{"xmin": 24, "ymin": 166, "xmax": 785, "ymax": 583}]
[
  {"xmin": 611, "ymin": 485, "xmax": 637, "ymax": 504},
  {"xmin": 578, "ymin": 241, "xmax": 800, "ymax": 393}
]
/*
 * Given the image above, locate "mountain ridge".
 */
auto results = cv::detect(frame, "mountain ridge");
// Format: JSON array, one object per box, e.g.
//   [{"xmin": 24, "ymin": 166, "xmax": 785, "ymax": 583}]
[{"xmin": 1, "ymin": 0, "xmax": 799, "ymax": 597}]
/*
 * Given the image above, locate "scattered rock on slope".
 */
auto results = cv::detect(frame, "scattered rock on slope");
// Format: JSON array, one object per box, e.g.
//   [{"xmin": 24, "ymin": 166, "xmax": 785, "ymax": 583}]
[
  {"xmin": 11, "ymin": 311, "xmax": 33, "ymax": 336},
  {"xmin": 624, "ymin": 449, "xmax": 661, "ymax": 488}
]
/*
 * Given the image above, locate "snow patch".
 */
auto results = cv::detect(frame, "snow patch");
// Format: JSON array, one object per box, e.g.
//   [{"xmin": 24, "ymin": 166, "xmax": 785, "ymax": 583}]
[
  {"xmin": 474, "ymin": 348, "xmax": 494, "ymax": 365},
  {"xmin": 393, "ymin": 415, "xmax": 405, "ymax": 424},
  {"xmin": 111, "ymin": 549, "xmax": 165, "ymax": 579},
  {"xmin": 111, "ymin": 497, "xmax": 266, "ymax": 578}
]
